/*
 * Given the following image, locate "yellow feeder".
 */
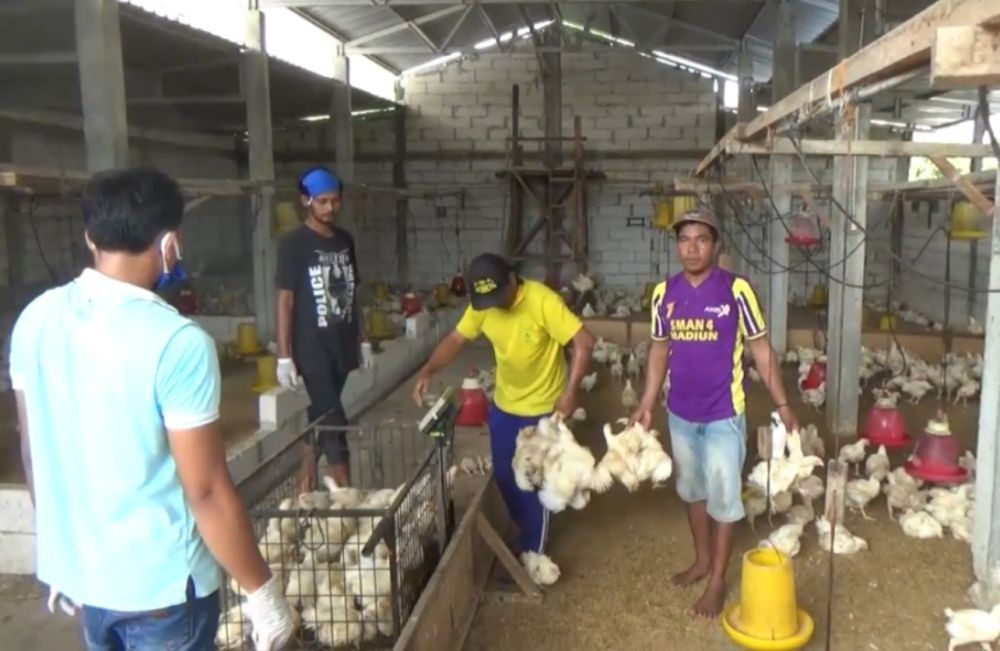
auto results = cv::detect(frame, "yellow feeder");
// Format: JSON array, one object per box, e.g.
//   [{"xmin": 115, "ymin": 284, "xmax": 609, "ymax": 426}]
[
  {"xmin": 879, "ymin": 313, "xmax": 898, "ymax": 331},
  {"xmin": 368, "ymin": 309, "xmax": 392, "ymax": 341},
  {"xmin": 672, "ymin": 195, "xmax": 697, "ymax": 217},
  {"xmin": 434, "ymin": 283, "xmax": 451, "ymax": 306},
  {"xmin": 809, "ymin": 285, "xmax": 828, "ymax": 308},
  {"xmin": 373, "ymin": 282, "xmax": 390, "ymax": 303},
  {"xmin": 722, "ymin": 548, "xmax": 814, "ymax": 650},
  {"xmin": 251, "ymin": 354, "xmax": 278, "ymax": 393},
  {"xmin": 275, "ymin": 202, "xmax": 300, "ymax": 236},
  {"xmin": 235, "ymin": 322, "xmax": 263, "ymax": 355},
  {"xmin": 652, "ymin": 200, "xmax": 674, "ymax": 230},
  {"xmin": 949, "ymin": 201, "xmax": 988, "ymax": 241}
]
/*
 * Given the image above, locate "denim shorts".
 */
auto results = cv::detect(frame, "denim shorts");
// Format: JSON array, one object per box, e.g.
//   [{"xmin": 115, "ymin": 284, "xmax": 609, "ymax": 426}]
[
  {"xmin": 667, "ymin": 412, "xmax": 747, "ymax": 523},
  {"xmin": 81, "ymin": 579, "xmax": 219, "ymax": 651}
]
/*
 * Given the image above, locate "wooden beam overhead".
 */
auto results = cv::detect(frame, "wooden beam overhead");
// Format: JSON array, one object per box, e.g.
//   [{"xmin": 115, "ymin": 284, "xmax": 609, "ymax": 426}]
[{"xmin": 931, "ymin": 24, "xmax": 1000, "ymax": 88}]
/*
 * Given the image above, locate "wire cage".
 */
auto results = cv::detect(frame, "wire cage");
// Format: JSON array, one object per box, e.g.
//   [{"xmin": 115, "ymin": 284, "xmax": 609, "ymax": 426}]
[{"xmin": 217, "ymin": 421, "xmax": 454, "ymax": 649}]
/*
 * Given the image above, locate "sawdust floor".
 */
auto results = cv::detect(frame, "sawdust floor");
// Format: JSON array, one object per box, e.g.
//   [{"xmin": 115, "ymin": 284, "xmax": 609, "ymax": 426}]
[
  {"xmin": 0, "ymin": 360, "xmax": 260, "ymax": 484},
  {"xmin": 465, "ymin": 365, "xmax": 981, "ymax": 651}
]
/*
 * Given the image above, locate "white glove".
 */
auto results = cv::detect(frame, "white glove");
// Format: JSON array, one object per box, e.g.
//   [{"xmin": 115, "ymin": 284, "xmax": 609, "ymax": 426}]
[
  {"xmin": 46, "ymin": 586, "xmax": 78, "ymax": 617},
  {"xmin": 245, "ymin": 575, "xmax": 295, "ymax": 651},
  {"xmin": 276, "ymin": 358, "xmax": 299, "ymax": 389},
  {"xmin": 360, "ymin": 342, "xmax": 374, "ymax": 370}
]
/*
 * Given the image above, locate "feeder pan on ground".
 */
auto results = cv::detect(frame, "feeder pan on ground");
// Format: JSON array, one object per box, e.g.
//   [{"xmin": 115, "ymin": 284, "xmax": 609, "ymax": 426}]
[
  {"xmin": 251, "ymin": 354, "xmax": 278, "ymax": 393},
  {"xmin": 456, "ymin": 369, "xmax": 489, "ymax": 427},
  {"xmin": 722, "ymin": 548, "xmax": 814, "ymax": 650},
  {"xmin": 879, "ymin": 313, "xmax": 898, "ymax": 331},
  {"xmin": 861, "ymin": 396, "xmax": 911, "ymax": 448},
  {"xmin": 905, "ymin": 416, "xmax": 968, "ymax": 484},
  {"xmin": 809, "ymin": 285, "xmax": 828, "ymax": 308},
  {"xmin": 948, "ymin": 201, "xmax": 988, "ymax": 241},
  {"xmin": 800, "ymin": 358, "xmax": 827, "ymax": 391},
  {"xmin": 235, "ymin": 322, "xmax": 263, "ymax": 355},
  {"xmin": 784, "ymin": 214, "xmax": 822, "ymax": 247}
]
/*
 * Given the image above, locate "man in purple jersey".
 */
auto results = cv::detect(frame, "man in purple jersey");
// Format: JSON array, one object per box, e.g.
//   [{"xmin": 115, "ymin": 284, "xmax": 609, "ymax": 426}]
[{"xmin": 632, "ymin": 208, "xmax": 798, "ymax": 618}]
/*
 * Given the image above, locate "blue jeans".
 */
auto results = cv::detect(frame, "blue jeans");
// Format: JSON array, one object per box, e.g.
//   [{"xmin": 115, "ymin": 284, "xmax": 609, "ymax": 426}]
[
  {"xmin": 668, "ymin": 412, "xmax": 747, "ymax": 523},
  {"xmin": 489, "ymin": 405, "xmax": 551, "ymax": 554},
  {"xmin": 81, "ymin": 580, "xmax": 220, "ymax": 651}
]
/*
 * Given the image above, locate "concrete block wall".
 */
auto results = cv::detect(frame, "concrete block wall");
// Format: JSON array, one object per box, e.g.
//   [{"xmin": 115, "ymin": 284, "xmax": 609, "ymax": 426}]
[{"xmin": 386, "ymin": 52, "xmax": 717, "ymax": 289}]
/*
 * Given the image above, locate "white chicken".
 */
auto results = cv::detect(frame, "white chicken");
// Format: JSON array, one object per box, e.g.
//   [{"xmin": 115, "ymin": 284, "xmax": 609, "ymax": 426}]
[
  {"xmin": 594, "ymin": 423, "xmax": 640, "ymax": 493},
  {"xmin": 865, "ymin": 444, "xmax": 890, "ymax": 482},
  {"xmin": 759, "ymin": 522, "xmax": 806, "ymax": 558},
  {"xmin": 901, "ymin": 379, "xmax": 933, "ymax": 403},
  {"xmin": 216, "ymin": 604, "xmax": 248, "ymax": 649},
  {"xmin": 944, "ymin": 605, "xmax": 1000, "ymax": 651},
  {"xmin": 954, "ymin": 379, "xmax": 980, "ymax": 405},
  {"xmin": 784, "ymin": 498, "xmax": 815, "ymax": 525},
  {"xmin": 537, "ymin": 417, "xmax": 599, "ymax": 513},
  {"xmin": 801, "ymin": 387, "xmax": 825, "ymax": 410},
  {"xmin": 581, "ymin": 371, "xmax": 598, "ymax": 393},
  {"xmin": 521, "ymin": 551, "xmax": 560, "ymax": 586},
  {"xmin": 793, "ymin": 474, "xmax": 825, "ymax": 506},
  {"xmin": 926, "ymin": 485, "xmax": 973, "ymax": 528},
  {"xmin": 960, "ymin": 450, "xmax": 977, "ymax": 480},
  {"xmin": 571, "ymin": 273, "xmax": 595, "ymax": 294},
  {"xmin": 838, "ymin": 439, "xmax": 870, "ymax": 475},
  {"xmin": 884, "ymin": 478, "xmax": 926, "ymax": 520},
  {"xmin": 950, "ymin": 514, "xmax": 974, "ymax": 543},
  {"xmin": 899, "ymin": 509, "xmax": 944, "ymax": 539},
  {"xmin": 968, "ymin": 316, "xmax": 985, "ymax": 336},
  {"xmin": 323, "ymin": 475, "xmax": 367, "ymax": 509},
  {"xmin": 626, "ymin": 353, "xmax": 641, "ymax": 380},
  {"xmin": 621, "ymin": 379, "xmax": 638, "ymax": 410},
  {"xmin": 815, "ymin": 516, "xmax": 868, "ymax": 554},
  {"xmin": 798, "ymin": 424, "xmax": 826, "ymax": 459},
  {"xmin": 581, "ymin": 303, "xmax": 596, "ymax": 318},
  {"xmin": 845, "ymin": 476, "xmax": 881, "ymax": 520},
  {"xmin": 571, "ymin": 407, "xmax": 587, "ymax": 422}
]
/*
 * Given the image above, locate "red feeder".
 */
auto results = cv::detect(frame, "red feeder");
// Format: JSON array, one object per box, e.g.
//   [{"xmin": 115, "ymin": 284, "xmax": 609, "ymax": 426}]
[
  {"xmin": 177, "ymin": 286, "xmax": 198, "ymax": 315},
  {"xmin": 905, "ymin": 416, "xmax": 968, "ymax": 484},
  {"xmin": 401, "ymin": 292, "xmax": 423, "ymax": 317},
  {"xmin": 785, "ymin": 213, "xmax": 822, "ymax": 247},
  {"xmin": 800, "ymin": 359, "xmax": 827, "ymax": 391},
  {"xmin": 450, "ymin": 273, "xmax": 467, "ymax": 297},
  {"xmin": 861, "ymin": 400, "xmax": 911, "ymax": 449},
  {"xmin": 456, "ymin": 370, "xmax": 489, "ymax": 427}
]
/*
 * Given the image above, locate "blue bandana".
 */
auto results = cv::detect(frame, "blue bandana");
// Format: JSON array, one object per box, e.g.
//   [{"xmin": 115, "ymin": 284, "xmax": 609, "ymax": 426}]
[{"xmin": 301, "ymin": 168, "xmax": 342, "ymax": 198}]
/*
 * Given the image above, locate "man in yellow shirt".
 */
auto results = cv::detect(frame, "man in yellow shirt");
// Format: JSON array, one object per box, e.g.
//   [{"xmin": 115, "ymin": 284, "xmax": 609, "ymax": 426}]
[{"xmin": 413, "ymin": 253, "xmax": 594, "ymax": 574}]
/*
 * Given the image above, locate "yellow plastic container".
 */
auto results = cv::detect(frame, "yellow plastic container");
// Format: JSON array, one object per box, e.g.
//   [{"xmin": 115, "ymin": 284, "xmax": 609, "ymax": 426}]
[
  {"xmin": 672, "ymin": 195, "xmax": 697, "ymax": 217},
  {"xmin": 879, "ymin": 313, "xmax": 898, "ymax": 331},
  {"xmin": 275, "ymin": 202, "xmax": 300, "ymax": 236},
  {"xmin": 809, "ymin": 285, "xmax": 828, "ymax": 308},
  {"xmin": 251, "ymin": 354, "xmax": 278, "ymax": 393},
  {"xmin": 434, "ymin": 283, "xmax": 451, "ymax": 305},
  {"xmin": 949, "ymin": 201, "xmax": 987, "ymax": 241},
  {"xmin": 653, "ymin": 200, "xmax": 673, "ymax": 230},
  {"xmin": 235, "ymin": 322, "xmax": 263, "ymax": 355},
  {"xmin": 368, "ymin": 309, "xmax": 392, "ymax": 341},
  {"xmin": 373, "ymin": 282, "xmax": 390, "ymax": 303},
  {"xmin": 722, "ymin": 549, "xmax": 814, "ymax": 650}
]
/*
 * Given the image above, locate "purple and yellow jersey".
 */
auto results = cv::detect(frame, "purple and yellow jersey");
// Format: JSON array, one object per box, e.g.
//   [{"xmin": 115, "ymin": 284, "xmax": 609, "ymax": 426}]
[{"xmin": 650, "ymin": 267, "xmax": 766, "ymax": 422}]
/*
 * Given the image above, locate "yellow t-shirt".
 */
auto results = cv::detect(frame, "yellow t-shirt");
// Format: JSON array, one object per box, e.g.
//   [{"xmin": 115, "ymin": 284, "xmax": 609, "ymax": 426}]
[{"xmin": 455, "ymin": 279, "xmax": 582, "ymax": 417}]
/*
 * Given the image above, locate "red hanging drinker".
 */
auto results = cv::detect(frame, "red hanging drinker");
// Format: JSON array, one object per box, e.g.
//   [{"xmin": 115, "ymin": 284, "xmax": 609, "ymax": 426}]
[{"xmin": 456, "ymin": 369, "xmax": 489, "ymax": 427}]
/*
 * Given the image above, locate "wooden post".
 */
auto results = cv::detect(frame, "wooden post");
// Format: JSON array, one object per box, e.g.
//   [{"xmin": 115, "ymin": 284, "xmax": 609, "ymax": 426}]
[
  {"xmin": 504, "ymin": 85, "xmax": 523, "ymax": 258},
  {"xmin": 825, "ymin": 459, "xmax": 848, "ymax": 524},
  {"xmin": 971, "ymin": 170, "xmax": 1000, "ymax": 607},
  {"xmin": 542, "ymin": 29, "xmax": 562, "ymax": 286},
  {"xmin": 393, "ymin": 107, "xmax": 408, "ymax": 286},
  {"xmin": 243, "ymin": 6, "xmax": 277, "ymax": 342},
  {"xmin": 331, "ymin": 50, "xmax": 354, "ymax": 184},
  {"xmin": 74, "ymin": 0, "xmax": 129, "ymax": 171},
  {"xmin": 968, "ymin": 115, "xmax": 987, "ymax": 320}
]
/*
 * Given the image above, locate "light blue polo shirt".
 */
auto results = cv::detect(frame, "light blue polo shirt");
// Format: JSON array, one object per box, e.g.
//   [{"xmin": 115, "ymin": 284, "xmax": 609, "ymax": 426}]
[{"xmin": 10, "ymin": 268, "xmax": 222, "ymax": 611}]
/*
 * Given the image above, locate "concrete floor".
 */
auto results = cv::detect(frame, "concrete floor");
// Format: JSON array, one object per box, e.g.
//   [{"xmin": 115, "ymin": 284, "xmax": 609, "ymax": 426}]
[{"xmin": 0, "ymin": 342, "xmax": 495, "ymax": 649}]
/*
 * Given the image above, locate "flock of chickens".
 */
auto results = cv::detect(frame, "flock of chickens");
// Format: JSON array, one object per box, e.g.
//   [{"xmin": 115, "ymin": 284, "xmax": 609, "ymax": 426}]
[{"xmin": 217, "ymin": 473, "xmax": 447, "ymax": 649}]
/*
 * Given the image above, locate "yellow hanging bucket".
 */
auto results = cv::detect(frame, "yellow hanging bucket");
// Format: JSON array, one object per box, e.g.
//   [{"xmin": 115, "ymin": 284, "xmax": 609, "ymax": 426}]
[
  {"xmin": 368, "ymin": 309, "xmax": 392, "ymax": 341},
  {"xmin": 722, "ymin": 548, "xmax": 814, "ymax": 650},
  {"xmin": 879, "ymin": 313, "xmax": 898, "ymax": 331},
  {"xmin": 652, "ymin": 200, "xmax": 673, "ymax": 230},
  {"xmin": 809, "ymin": 285, "xmax": 828, "ymax": 308},
  {"xmin": 949, "ymin": 201, "xmax": 988, "ymax": 241},
  {"xmin": 434, "ymin": 283, "xmax": 451, "ymax": 306},
  {"xmin": 672, "ymin": 195, "xmax": 697, "ymax": 217},
  {"xmin": 275, "ymin": 202, "xmax": 300, "ymax": 236},
  {"xmin": 373, "ymin": 282, "xmax": 390, "ymax": 303},
  {"xmin": 235, "ymin": 322, "xmax": 263, "ymax": 355},
  {"xmin": 251, "ymin": 354, "xmax": 278, "ymax": 393}
]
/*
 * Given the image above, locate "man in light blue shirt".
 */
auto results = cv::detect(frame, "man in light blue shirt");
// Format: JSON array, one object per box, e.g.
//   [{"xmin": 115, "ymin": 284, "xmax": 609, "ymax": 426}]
[{"xmin": 11, "ymin": 167, "xmax": 294, "ymax": 650}]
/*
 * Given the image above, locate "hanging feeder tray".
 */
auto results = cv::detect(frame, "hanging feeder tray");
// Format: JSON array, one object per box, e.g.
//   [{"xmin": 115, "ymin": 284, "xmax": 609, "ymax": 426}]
[
  {"xmin": 653, "ymin": 200, "xmax": 674, "ymax": 230},
  {"xmin": 784, "ymin": 213, "xmax": 822, "ymax": 247},
  {"xmin": 905, "ymin": 416, "xmax": 968, "ymax": 484},
  {"xmin": 948, "ymin": 201, "xmax": 988, "ymax": 241},
  {"xmin": 860, "ymin": 397, "xmax": 911, "ymax": 448},
  {"xmin": 809, "ymin": 285, "xmax": 828, "ymax": 308}
]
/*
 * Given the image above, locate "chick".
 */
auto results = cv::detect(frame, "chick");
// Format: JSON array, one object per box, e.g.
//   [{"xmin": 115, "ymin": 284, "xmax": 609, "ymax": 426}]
[
  {"xmin": 759, "ymin": 522, "xmax": 806, "ymax": 558},
  {"xmin": 611, "ymin": 360, "xmax": 624, "ymax": 382},
  {"xmin": 899, "ymin": 509, "xmax": 944, "ymax": 539},
  {"xmin": 626, "ymin": 353, "xmax": 641, "ymax": 380},
  {"xmin": 581, "ymin": 372, "xmax": 598, "ymax": 393},
  {"xmin": 865, "ymin": 444, "xmax": 890, "ymax": 482},
  {"xmin": 846, "ymin": 476, "xmax": 881, "ymax": 520},
  {"xmin": 838, "ymin": 439, "xmax": 870, "ymax": 476},
  {"xmin": 621, "ymin": 379, "xmax": 638, "ymax": 410}
]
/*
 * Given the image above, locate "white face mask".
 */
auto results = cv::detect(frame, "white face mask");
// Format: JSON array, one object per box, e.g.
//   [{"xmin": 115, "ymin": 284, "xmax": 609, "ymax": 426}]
[{"xmin": 159, "ymin": 233, "xmax": 182, "ymax": 274}]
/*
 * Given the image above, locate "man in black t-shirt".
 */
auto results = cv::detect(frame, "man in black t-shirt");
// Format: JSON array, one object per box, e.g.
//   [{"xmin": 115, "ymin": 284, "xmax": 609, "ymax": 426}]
[{"xmin": 276, "ymin": 167, "xmax": 365, "ymax": 490}]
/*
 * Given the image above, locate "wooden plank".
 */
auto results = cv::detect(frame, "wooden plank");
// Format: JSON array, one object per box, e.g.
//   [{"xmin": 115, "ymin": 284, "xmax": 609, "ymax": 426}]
[
  {"xmin": 476, "ymin": 512, "xmax": 542, "ymax": 601},
  {"xmin": 693, "ymin": 123, "xmax": 743, "ymax": 176},
  {"xmin": 734, "ymin": 139, "xmax": 996, "ymax": 158},
  {"xmin": 740, "ymin": 0, "xmax": 1000, "ymax": 142},
  {"xmin": 929, "ymin": 155, "xmax": 996, "ymax": 215},
  {"xmin": 931, "ymin": 24, "xmax": 1000, "ymax": 88}
]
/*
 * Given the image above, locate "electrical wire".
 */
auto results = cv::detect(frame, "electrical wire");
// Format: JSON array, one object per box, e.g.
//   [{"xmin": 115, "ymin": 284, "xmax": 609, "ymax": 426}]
[
  {"xmin": 27, "ymin": 197, "xmax": 60, "ymax": 282},
  {"xmin": 785, "ymin": 133, "xmax": 1000, "ymax": 293},
  {"xmin": 977, "ymin": 87, "xmax": 1000, "ymax": 161}
]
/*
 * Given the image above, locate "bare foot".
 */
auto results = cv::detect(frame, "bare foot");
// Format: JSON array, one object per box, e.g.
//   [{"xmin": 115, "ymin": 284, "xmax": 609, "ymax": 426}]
[
  {"xmin": 691, "ymin": 578, "xmax": 727, "ymax": 618},
  {"xmin": 671, "ymin": 561, "xmax": 711, "ymax": 587}
]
